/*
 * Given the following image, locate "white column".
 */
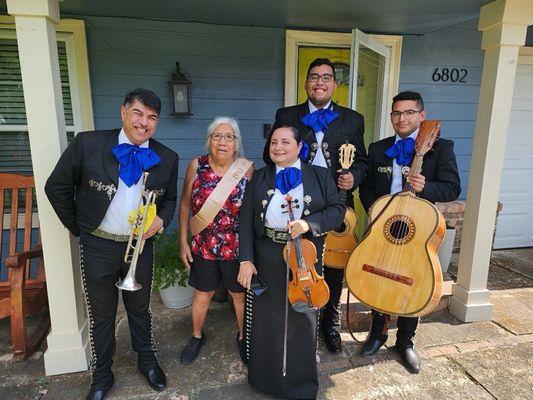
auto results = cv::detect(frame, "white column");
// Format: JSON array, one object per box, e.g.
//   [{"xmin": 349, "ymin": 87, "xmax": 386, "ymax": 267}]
[
  {"xmin": 6, "ymin": 0, "xmax": 89, "ymax": 374},
  {"xmin": 450, "ymin": 0, "xmax": 533, "ymax": 322}
]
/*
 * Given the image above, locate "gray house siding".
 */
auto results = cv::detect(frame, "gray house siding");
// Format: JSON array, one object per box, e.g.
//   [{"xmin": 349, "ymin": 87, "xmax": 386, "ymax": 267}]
[
  {"xmin": 399, "ymin": 20, "xmax": 483, "ymax": 198},
  {"xmin": 82, "ymin": 16, "xmax": 284, "ymax": 196}
]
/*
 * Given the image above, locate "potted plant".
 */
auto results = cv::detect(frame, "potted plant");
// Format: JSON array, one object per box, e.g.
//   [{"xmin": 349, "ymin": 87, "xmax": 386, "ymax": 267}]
[{"xmin": 153, "ymin": 230, "xmax": 194, "ymax": 308}]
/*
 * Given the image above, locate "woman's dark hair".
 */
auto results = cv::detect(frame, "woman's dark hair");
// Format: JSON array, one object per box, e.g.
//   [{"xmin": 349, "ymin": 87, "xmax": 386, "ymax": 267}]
[{"xmin": 275, "ymin": 125, "xmax": 304, "ymax": 143}]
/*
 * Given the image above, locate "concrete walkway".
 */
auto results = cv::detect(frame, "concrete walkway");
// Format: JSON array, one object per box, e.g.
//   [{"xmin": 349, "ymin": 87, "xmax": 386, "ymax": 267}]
[{"xmin": 1, "ymin": 248, "xmax": 532, "ymax": 399}]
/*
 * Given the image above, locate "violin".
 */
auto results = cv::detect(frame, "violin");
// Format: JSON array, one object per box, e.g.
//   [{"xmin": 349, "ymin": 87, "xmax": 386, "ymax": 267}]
[{"xmin": 282, "ymin": 194, "xmax": 330, "ymax": 312}]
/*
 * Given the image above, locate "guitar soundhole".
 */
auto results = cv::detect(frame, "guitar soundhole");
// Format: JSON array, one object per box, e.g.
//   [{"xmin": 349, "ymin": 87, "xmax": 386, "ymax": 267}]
[{"xmin": 383, "ymin": 216, "xmax": 416, "ymax": 245}]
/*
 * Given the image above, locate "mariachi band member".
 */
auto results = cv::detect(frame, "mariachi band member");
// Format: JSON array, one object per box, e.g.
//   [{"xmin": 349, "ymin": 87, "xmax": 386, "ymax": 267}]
[
  {"xmin": 178, "ymin": 117, "xmax": 253, "ymax": 365},
  {"xmin": 45, "ymin": 89, "xmax": 179, "ymax": 400},
  {"xmin": 239, "ymin": 126, "xmax": 344, "ymax": 399},
  {"xmin": 263, "ymin": 58, "xmax": 367, "ymax": 353},
  {"xmin": 358, "ymin": 91, "xmax": 461, "ymax": 373}
]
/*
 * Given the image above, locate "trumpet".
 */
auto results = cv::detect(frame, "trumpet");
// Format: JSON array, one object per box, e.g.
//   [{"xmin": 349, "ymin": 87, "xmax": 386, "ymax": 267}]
[{"xmin": 116, "ymin": 172, "xmax": 157, "ymax": 291}]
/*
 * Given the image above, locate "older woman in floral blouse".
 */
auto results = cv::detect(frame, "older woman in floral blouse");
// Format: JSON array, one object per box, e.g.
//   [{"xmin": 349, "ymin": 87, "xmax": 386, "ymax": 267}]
[{"xmin": 178, "ymin": 116, "xmax": 253, "ymax": 365}]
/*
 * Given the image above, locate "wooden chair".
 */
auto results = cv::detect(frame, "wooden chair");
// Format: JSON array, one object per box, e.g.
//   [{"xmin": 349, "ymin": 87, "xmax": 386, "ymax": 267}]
[{"xmin": 0, "ymin": 173, "xmax": 50, "ymax": 360}]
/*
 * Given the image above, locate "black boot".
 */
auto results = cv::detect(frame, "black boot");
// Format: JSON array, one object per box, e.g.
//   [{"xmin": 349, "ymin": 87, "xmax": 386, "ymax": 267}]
[
  {"xmin": 360, "ymin": 335, "xmax": 387, "ymax": 356},
  {"xmin": 139, "ymin": 361, "xmax": 167, "ymax": 391},
  {"xmin": 396, "ymin": 346, "xmax": 420, "ymax": 373}
]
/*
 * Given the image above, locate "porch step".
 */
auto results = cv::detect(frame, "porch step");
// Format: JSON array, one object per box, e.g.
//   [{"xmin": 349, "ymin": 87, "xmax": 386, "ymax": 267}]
[{"xmin": 340, "ymin": 280, "xmax": 453, "ymax": 332}]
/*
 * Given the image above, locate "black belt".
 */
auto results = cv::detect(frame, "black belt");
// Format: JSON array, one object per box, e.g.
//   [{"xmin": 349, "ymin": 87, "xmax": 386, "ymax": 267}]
[{"xmin": 264, "ymin": 227, "xmax": 290, "ymax": 244}]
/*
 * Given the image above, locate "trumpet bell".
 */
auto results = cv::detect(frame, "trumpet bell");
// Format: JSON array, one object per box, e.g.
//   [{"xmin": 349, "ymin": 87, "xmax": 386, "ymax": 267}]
[{"xmin": 116, "ymin": 276, "xmax": 142, "ymax": 291}]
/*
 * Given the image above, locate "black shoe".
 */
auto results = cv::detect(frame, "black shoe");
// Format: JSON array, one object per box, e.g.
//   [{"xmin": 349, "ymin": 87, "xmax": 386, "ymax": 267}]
[
  {"xmin": 139, "ymin": 362, "xmax": 166, "ymax": 391},
  {"xmin": 180, "ymin": 332, "xmax": 206, "ymax": 365},
  {"xmin": 85, "ymin": 387, "xmax": 111, "ymax": 400},
  {"xmin": 323, "ymin": 330, "xmax": 342, "ymax": 353},
  {"xmin": 360, "ymin": 336, "xmax": 387, "ymax": 356},
  {"xmin": 236, "ymin": 333, "xmax": 247, "ymax": 363},
  {"xmin": 396, "ymin": 346, "xmax": 420, "ymax": 374}
]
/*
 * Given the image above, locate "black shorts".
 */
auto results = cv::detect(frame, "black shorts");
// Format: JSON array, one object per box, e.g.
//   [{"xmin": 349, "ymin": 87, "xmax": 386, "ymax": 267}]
[{"xmin": 188, "ymin": 254, "xmax": 244, "ymax": 293}]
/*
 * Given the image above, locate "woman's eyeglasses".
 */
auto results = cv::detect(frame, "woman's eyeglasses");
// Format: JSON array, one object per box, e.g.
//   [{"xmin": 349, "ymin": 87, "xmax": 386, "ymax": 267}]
[{"xmin": 210, "ymin": 133, "xmax": 236, "ymax": 142}]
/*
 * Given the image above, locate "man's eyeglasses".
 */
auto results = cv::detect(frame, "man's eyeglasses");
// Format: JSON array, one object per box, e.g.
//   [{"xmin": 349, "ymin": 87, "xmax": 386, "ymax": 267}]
[
  {"xmin": 210, "ymin": 133, "xmax": 236, "ymax": 142},
  {"xmin": 390, "ymin": 110, "xmax": 423, "ymax": 120},
  {"xmin": 307, "ymin": 73, "xmax": 334, "ymax": 83}
]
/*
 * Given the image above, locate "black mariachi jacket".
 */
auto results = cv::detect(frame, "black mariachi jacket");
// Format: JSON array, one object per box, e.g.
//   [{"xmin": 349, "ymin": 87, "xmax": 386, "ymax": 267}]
[
  {"xmin": 45, "ymin": 129, "xmax": 179, "ymax": 236},
  {"xmin": 239, "ymin": 163, "xmax": 344, "ymax": 263},
  {"xmin": 263, "ymin": 101, "xmax": 368, "ymax": 192},
  {"xmin": 359, "ymin": 135, "xmax": 461, "ymax": 212}
]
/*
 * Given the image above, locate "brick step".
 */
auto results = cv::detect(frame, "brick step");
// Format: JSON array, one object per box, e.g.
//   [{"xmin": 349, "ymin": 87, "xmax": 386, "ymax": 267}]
[{"xmin": 340, "ymin": 279, "xmax": 453, "ymax": 332}]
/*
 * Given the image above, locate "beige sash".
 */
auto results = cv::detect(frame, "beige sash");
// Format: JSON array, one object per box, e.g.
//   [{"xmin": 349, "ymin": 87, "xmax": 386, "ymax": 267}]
[{"xmin": 189, "ymin": 157, "xmax": 253, "ymax": 236}]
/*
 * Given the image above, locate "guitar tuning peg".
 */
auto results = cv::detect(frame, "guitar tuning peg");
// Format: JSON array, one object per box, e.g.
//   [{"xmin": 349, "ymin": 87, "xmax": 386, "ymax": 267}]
[
  {"xmin": 294, "ymin": 204, "xmax": 300, "ymax": 209},
  {"xmin": 293, "ymin": 199, "xmax": 299, "ymax": 203},
  {"xmin": 281, "ymin": 204, "xmax": 286, "ymax": 208}
]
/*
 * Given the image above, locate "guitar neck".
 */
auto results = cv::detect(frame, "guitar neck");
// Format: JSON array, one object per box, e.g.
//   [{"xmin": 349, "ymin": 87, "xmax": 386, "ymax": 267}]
[
  {"xmin": 339, "ymin": 168, "xmax": 349, "ymax": 205},
  {"xmin": 404, "ymin": 154, "xmax": 424, "ymax": 193}
]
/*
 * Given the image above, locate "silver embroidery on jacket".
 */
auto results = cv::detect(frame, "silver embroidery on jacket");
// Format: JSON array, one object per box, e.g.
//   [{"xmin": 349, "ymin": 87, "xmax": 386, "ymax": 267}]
[{"xmin": 88, "ymin": 179, "xmax": 117, "ymax": 200}]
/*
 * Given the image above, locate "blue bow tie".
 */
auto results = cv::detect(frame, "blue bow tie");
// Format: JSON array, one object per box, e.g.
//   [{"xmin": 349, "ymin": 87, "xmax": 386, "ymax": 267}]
[
  {"xmin": 299, "ymin": 141, "xmax": 310, "ymax": 162},
  {"xmin": 275, "ymin": 167, "xmax": 302, "ymax": 195},
  {"xmin": 384, "ymin": 137, "xmax": 415, "ymax": 166},
  {"xmin": 112, "ymin": 143, "xmax": 161, "ymax": 187},
  {"xmin": 301, "ymin": 107, "xmax": 339, "ymax": 133}
]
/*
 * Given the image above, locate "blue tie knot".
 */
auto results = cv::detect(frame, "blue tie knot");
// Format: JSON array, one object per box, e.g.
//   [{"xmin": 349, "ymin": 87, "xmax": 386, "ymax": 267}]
[
  {"xmin": 275, "ymin": 167, "xmax": 302, "ymax": 195},
  {"xmin": 385, "ymin": 137, "xmax": 415, "ymax": 166},
  {"xmin": 301, "ymin": 107, "xmax": 339, "ymax": 133},
  {"xmin": 112, "ymin": 143, "xmax": 161, "ymax": 187}
]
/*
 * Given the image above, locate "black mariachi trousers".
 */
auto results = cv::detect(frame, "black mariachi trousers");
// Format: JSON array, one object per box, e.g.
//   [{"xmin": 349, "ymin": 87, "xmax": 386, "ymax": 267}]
[
  {"xmin": 79, "ymin": 233, "xmax": 158, "ymax": 390},
  {"xmin": 370, "ymin": 310, "xmax": 419, "ymax": 348},
  {"xmin": 321, "ymin": 266, "xmax": 344, "ymax": 333}
]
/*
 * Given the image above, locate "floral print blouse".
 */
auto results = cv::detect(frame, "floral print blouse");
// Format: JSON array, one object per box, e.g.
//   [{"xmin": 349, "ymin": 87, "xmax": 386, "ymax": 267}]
[{"xmin": 190, "ymin": 154, "xmax": 248, "ymax": 260}]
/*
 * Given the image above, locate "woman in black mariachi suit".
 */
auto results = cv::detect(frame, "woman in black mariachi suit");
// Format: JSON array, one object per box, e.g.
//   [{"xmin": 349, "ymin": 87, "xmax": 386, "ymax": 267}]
[{"xmin": 238, "ymin": 126, "xmax": 344, "ymax": 399}]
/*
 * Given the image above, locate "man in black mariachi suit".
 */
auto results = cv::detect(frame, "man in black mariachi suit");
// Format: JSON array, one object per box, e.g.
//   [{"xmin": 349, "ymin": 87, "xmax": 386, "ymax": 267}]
[
  {"xmin": 45, "ymin": 89, "xmax": 179, "ymax": 400},
  {"xmin": 263, "ymin": 58, "xmax": 368, "ymax": 353},
  {"xmin": 359, "ymin": 90, "xmax": 461, "ymax": 373}
]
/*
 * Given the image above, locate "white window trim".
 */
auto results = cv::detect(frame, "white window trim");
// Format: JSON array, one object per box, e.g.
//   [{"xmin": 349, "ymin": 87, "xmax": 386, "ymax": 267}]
[{"xmin": 0, "ymin": 16, "xmax": 94, "ymax": 135}]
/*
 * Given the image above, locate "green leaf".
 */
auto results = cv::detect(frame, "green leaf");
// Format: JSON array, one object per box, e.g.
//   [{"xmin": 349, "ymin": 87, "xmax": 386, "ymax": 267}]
[{"xmin": 153, "ymin": 230, "xmax": 189, "ymax": 291}]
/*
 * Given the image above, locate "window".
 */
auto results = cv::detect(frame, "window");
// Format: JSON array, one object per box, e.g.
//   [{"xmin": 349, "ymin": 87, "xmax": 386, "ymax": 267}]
[{"xmin": 0, "ymin": 18, "xmax": 93, "ymax": 173}]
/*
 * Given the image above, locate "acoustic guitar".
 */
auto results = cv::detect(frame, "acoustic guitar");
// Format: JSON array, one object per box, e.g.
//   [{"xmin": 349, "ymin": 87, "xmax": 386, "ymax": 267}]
[
  {"xmin": 345, "ymin": 120, "xmax": 445, "ymax": 317},
  {"xmin": 324, "ymin": 143, "xmax": 358, "ymax": 269}
]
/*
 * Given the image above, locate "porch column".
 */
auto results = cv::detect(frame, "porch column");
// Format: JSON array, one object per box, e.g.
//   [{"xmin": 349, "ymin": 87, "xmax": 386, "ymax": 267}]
[
  {"xmin": 6, "ymin": 0, "xmax": 89, "ymax": 374},
  {"xmin": 450, "ymin": 0, "xmax": 533, "ymax": 322}
]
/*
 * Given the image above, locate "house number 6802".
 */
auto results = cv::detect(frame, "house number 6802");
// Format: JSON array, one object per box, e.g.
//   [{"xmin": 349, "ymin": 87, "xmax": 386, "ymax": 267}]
[{"xmin": 432, "ymin": 68, "xmax": 468, "ymax": 83}]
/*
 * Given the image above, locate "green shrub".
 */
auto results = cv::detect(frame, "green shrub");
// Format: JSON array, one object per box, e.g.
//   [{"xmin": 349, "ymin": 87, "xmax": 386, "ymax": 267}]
[{"xmin": 153, "ymin": 230, "xmax": 189, "ymax": 291}]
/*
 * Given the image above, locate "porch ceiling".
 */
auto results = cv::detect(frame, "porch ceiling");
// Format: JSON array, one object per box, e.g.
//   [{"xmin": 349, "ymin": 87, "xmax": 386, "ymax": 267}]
[{"xmin": 2, "ymin": 0, "xmax": 493, "ymax": 35}]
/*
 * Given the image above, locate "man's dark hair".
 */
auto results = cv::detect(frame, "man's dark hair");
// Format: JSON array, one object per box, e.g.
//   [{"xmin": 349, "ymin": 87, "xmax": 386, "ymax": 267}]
[
  {"xmin": 306, "ymin": 58, "xmax": 336, "ymax": 81},
  {"xmin": 123, "ymin": 88, "xmax": 162, "ymax": 116},
  {"xmin": 392, "ymin": 91, "xmax": 424, "ymax": 111}
]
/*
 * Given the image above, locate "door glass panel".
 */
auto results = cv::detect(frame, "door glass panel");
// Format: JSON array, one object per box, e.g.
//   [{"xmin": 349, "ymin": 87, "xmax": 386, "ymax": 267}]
[
  {"xmin": 350, "ymin": 30, "xmax": 391, "ymax": 238},
  {"xmin": 356, "ymin": 46, "xmax": 387, "ymax": 151}
]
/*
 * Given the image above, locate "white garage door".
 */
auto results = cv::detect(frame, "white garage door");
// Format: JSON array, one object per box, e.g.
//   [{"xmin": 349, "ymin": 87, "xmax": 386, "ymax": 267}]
[{"xmin": 494, "ymin": 62, "xmax": 533, "ymax": 249}]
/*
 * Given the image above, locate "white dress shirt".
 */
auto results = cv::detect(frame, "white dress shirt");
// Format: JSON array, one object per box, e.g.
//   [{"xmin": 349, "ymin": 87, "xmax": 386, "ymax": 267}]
[
  {"xmin": 307, "ymin": 100, "xmax": 332, "ymax": 169},
  {"xmin": 265, "ymin": 159, "xmax": 304, "ymax": 229},
  {"xmin": 98, "ymin": 129, "xmax": 150, "ymax": 235},
  {"xmin": 390, "ymin": 129, "xmax": 419, "ymax": 195}
]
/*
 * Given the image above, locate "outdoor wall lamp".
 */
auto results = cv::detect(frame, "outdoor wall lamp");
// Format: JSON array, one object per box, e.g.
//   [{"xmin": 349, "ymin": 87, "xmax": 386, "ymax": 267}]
[{"xmin": 169, "ymin": 62, "xmax": 192, "ymax": 116}]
